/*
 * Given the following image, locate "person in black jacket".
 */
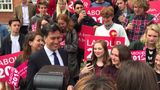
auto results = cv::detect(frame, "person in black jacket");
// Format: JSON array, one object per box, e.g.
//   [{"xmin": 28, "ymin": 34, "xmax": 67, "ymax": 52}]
[{"xmin": 0, "ymin": 18, "xmax": 25, "ymax": 55}]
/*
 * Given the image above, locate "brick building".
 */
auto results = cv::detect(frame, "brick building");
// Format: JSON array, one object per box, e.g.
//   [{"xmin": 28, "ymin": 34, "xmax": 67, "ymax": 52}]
[{"xmin": 0, "ymin": 0, "xmax": 21, "ymax": 24}]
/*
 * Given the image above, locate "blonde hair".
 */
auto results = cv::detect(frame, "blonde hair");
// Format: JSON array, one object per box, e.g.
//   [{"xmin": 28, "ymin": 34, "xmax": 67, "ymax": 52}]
[
  {"xmin": 140, "ymin": 24, "xmax": 160, "ymax": 50},
  {"xmin": 56, "ymin": 0, "xmax": 68, "ymax": 17},
  {"xmin": 133, "ymin": 0, "xmax": 149, "ymax": 11}
]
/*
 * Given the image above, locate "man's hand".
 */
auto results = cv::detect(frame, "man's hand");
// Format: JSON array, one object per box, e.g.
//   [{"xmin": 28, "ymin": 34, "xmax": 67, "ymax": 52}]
[{"xmin": 78, "ymin": 12, "xmax": 86, "ymax": 23}]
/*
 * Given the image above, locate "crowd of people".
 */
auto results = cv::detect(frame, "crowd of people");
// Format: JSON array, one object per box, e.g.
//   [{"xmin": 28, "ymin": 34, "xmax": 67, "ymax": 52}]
[{"xmin": 0, "ymin": 0, "xmax": 160, "ymax": 90}]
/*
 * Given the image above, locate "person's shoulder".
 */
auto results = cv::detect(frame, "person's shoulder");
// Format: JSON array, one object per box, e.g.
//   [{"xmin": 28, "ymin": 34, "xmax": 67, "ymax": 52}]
[
  {"xmin": 96, "ymin": 25, "xmax": 105, "ymax": 29},
  {"xmin": 15, "ymin": 4, "xmax": 21, "ymax": 8},
  {"xmin": 113, "ymin": 23, "xmax": 122, "ymax": 26},
  {"xmin": 58, "ymin": 48, "xmax": 68, "ymax": 54},
  {"xmin": 29, "ymin": 48, "xmax": 45, "ymax": 60},
  {"xmin": 146, "ymin": 13, "xmax": 154, "ymax": 21},
  {"xmin": 19, "ymin": 33, "xmax": 25, "ymax": 37},
  {"xmin": 113, "ymin": 23, "xmax": 124, "ymax": 29},
  {"xmin": 129, "ymin": 40, "xmax": 144, "ymax": 50},
  {"xmin": 3, "ymin": 34, "xmax": 10, "ymax": 41}
]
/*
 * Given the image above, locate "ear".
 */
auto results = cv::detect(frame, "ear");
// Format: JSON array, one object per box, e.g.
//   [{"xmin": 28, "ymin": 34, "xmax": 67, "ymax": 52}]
[{"xmin": 29, "ymin": 41, "xmax": 32, "ymax": 46}]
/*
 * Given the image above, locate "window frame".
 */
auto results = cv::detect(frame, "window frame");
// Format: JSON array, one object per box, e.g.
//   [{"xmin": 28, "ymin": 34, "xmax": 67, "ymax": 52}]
[{"xmin": 0, "ymin": 0, "xmax": 13, "ymax": 12}]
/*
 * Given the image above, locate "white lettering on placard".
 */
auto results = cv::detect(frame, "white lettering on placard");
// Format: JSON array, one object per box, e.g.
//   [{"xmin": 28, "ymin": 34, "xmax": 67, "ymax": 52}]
[
  {"xmin": 87, "ymin": 48, "xmax": 92, "ymax": 59},
  {"xmin": 87, "ymin": 10, "xmax": 100, "ymax": 16},
  {"xmin": 0, "ymin": 66, "xmax": 11, "ymax": 79},
  {"xmin": 0, "ymin": 56, "xmax": 16, "ymax": 66},
  {"xmin": 86, "ymin": 39, "xmax": 123, "ymax": 48},
  {"xmin": 68, "ymin": 1, "xmax": 74, "ymax": 10},
  {"xmin": 0, "ymin": 68, "xmax": 5, "ymax": 78}
]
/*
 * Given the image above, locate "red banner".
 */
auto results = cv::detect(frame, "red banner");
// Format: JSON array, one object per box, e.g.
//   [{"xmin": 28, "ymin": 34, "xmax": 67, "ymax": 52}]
[
  {"xmin": 0, "ymin": 52, "xmax": 22, "ymax": 81},
  {"xmin": 131, "ymin": 50, "xmax": 146, "ymax": 62},
  {"xmin": 16, "ymin": 61, "xmax": 28, "ymax": 79},
  {"xmin": 78, "ymin": 25, "xmax": 95, "ymax": 49},
  {"xmin": 147, "ymin": 1, "xmax": 160, "ymax": 23},
  {"xmin": 86, "ymin": 7, "xmax": 103, "ymax": 23},
  {"xmin": 5, "ymin": 67, "xmax": 20, "ymax": 87},
  {"xmin": 84, "ymin": 36, "xmax": 125, "ymax": 62}
]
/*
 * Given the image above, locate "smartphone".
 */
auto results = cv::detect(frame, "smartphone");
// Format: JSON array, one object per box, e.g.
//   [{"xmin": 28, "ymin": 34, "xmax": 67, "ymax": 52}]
[{"xmin": 87, "ymin": 59, "xmax": 92, "ymax": 66}]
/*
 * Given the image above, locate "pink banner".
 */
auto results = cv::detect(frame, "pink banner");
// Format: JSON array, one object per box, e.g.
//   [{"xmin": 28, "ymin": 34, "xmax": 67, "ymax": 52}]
[
  {"xmin": 16, "ymin": 61, "xmax": 28, "ymax": 79},
  {"xmin": 0, "ymin": 52, "xmax": 22, "ymax": 81},
  {"xmin": 86, "ymin": 7, "xmax": 103, "ymax": 23},
  {"xmin": 147, "ymin": 1, "xmax": 160, "ymax": 23},
  {"xmin": 131, "ymin": 50, "xmax": 146, "ymax": 62},
  {"xmin": 84, "ymin": 36, "xmax": 125, "ymax": 62},
  {"xmin": 5, "ymin": 67, "xmax": 20, "ymax": 87},
  {"xmin": 78, "ymin": 25, "xmax": 95, "ymax": 49}
]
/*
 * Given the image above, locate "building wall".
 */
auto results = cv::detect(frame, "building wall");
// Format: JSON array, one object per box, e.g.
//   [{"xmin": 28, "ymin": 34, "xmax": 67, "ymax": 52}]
[{"xmin": 0, "ymin": 0, "xmax": 21, "ymax": 24}]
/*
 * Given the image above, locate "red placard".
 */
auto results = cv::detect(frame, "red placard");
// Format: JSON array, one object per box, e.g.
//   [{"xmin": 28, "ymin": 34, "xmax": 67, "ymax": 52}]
[
  {"xmin": 67, "ymin": 0, "xmax": 76, "ymax": 13},
  {"xmin": 84, "ymin": 36, "xmax": 125, "ymax": 62},
  {"xmin": 147, "ymin": 1, "xmax": 160, "ymax": 23},
  {"xmin": 78, "ymin": 25, "xmax": 95, "ymax": 49},
  {"xmin": 16, "ymin": 61, "xmax": 28, "ymax": 79},
  {"xmin": 5, "ymin": 67, "xmax": 20, "ymax": 87},
  {"xmin": 86, "ymin": 7, "xmax": 103, "ymax": 23},
  {"xmin": 0, "ymin": 52, "xmax": 22, "ymax": 81},
  {"xmin": 131, "ymin": 50, "xmax": 146, "ymax": 62}
]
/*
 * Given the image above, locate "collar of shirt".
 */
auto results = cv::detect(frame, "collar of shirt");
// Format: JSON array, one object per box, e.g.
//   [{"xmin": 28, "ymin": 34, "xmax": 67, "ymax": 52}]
[
  {"xmin": 44, "ymin": 45, "xmax": 56, "ymax": 57},
  {"xmin": 44, "ymin": 45, "xmax": 64, "ymax": 66},
  {"xmin": 104, "ymin": 23, "xmax": 114, "ymax": 30},
  {"xmin": 10, "ymin": 34, "xmax": 19, "ymax": 39}
]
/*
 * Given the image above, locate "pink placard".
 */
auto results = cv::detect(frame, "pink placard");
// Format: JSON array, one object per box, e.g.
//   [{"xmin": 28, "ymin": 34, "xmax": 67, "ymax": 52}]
[
  {"xmin": 84, "ymin": 36, "xmax": 125, "ymax": 62},
  {"xmin": 0, "ymin": 52, "xmax": 23, "ymax": 81},
  {"xmin": 16, "ymin": 61, "xmax": 28, "ymax": 79},
  {"xmin": 5, "ymin": 67, "xmax": 20, "ymax": 87},
  {"xmin": 131, "ymin": 50, "xmax": 146, "ymax": 62},
  {"xmin": 78, "ymin": 25, "xmax": 95, "ymax": 49},
  {"xmin": 147, "ymin": 1, "xmax": 160, "ymax": 23},
  {"xmin": 67, "ymin": 0, "xmax": 76, "ymax": 13},
  {"xmin": 86, "ymin": 7, "xmax": 103, "ymax": 23}
]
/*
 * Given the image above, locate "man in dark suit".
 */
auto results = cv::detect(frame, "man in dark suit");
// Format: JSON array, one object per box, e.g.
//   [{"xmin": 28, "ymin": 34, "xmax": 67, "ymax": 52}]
[
  {"xmin": 14, "ymin": 0, "xmax": 36, "ymax": 35},
  {"xmin": 26, "ymin": 25, "xmax": 74, "ymax": 90}
]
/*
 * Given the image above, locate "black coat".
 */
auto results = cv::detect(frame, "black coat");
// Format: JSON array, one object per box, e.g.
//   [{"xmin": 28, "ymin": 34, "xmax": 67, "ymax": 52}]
[
  {"xmin": 0, "ymin": 34, "xmax": 25, "ymax": 55},
  {"xmin": 25, "ymin": 48, "xmax": 73, "ymax": 90}
]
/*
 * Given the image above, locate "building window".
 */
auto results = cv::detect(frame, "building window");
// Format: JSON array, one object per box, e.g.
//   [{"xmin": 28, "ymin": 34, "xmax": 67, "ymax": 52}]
[{"xmin": 0, "ymin": 0, "xmax": 13, "ymax": 12}]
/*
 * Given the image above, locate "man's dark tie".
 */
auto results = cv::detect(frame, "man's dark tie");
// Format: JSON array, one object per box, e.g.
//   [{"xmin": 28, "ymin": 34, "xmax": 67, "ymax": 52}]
[{"xmin": 53, "ymin": 52, "xmax": 60, "ymax": 65}]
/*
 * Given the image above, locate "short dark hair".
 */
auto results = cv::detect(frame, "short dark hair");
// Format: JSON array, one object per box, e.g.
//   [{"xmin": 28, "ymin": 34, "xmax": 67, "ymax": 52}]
[
  {"xmin": 38, "ymin": 0, "xmax": 48, "ymax": 8},
  {"xmin": 8, "ymin": 18, "xmax": 20, "ymax": 26},
  {"xmin": 44, "ymin": 24, "xmax": 61, "ymax": 37},
  {"xmin": 73, "ymin": 0, "xmax": 84, "ymax": 9}
]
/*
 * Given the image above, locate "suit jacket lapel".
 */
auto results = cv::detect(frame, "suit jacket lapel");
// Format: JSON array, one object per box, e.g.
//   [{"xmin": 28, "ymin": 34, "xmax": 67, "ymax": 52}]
[
  {"xmin": 58, "ymin": 49, "xmax": 68, "ymax": 66},
  {"xmin": 28, "ymin": 4, "xmax": 32, "ymax": 19},
  {"xmin": 41, "ymin": 48, "xmax": 52, "ymax": 65},
  {"xmin": 19, "ymin": 5, "xmax": 23, "ymax": 19}
]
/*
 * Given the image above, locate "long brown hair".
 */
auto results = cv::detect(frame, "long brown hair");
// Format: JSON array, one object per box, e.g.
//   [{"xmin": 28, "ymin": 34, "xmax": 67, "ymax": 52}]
[
  {"xmin": 18, "ymin": 32, "xmax": 43, "ymax": 63},
  {"xmin": 111, "ymin": 44, "xmax": 132, "ymax": 62},
  {"xmin": 117, "ymin": 60, "xmax": 159, "ymax": 90},
  {"xmin": 57, "ymin": 14, "xmax": 75, "ymax": 32},
  {"xmin": 91, "ymin": 40, "xmax": 109, "ymax": 65}
]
